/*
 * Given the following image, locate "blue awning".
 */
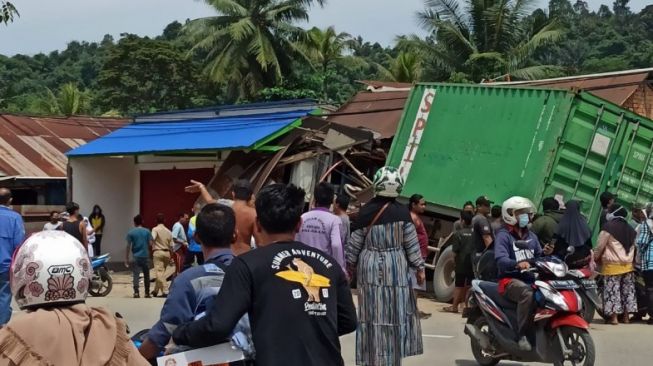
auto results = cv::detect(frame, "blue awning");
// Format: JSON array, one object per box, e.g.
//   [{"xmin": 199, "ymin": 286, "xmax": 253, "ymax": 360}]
[{"xmin": 67, "ymin": 109, "xmax": 313, "ymax": 157}]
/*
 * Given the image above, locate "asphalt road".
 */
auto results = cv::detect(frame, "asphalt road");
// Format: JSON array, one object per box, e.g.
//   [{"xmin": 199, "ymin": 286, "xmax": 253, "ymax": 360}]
[{"xmin": 80, "ymin": 277, "xmax": 653, "ymax": 366}]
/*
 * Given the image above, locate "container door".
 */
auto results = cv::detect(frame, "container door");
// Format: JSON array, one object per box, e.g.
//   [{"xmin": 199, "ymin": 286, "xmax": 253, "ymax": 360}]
[
  {"xmin": 612, "ymin": 121, "xmax": 653, "ymax": 206},
  {"xmin": 543, "ymin": 99, "xmax": 625, "ymax": 228}
]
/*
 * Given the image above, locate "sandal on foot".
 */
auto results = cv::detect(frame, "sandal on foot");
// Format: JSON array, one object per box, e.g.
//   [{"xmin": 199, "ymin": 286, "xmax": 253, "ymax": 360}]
[{"xmin": 440, "ymin": 306, "xmax": 458, "ymax": 313}]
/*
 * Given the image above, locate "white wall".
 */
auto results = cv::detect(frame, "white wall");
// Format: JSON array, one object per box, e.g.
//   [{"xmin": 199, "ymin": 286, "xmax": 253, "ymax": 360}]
[
  {"xmin": 71, "ymin": 156, "xmax": 139, "ymax": 263},
  {"xmin": 70, "ymin": 155, "xmax": 221, "ymax": 264}
]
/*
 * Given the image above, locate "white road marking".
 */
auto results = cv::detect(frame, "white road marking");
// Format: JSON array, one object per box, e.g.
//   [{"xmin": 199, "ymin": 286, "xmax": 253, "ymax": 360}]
[{"xmin": 422, "ymin": 334, "xmax": 455, "ymax": 339}]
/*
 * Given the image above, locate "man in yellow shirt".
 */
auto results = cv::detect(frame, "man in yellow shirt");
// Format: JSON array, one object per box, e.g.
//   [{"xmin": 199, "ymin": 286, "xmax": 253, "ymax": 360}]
[{"xmin": 151, "ymin": 213, "xmax": 173, "ymax": 297}]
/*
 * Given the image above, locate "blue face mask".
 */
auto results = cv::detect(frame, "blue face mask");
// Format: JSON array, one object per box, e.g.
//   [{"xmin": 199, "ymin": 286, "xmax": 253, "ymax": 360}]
[{"xmin": 518, "ymin": 213, "xmax": 530, "ymax": 228}]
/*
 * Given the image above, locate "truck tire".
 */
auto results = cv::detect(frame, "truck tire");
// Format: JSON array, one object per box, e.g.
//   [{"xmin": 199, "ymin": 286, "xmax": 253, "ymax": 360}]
[{"xmin": 433, "ymin": 245, "xmax": 455, "ymax": 302}]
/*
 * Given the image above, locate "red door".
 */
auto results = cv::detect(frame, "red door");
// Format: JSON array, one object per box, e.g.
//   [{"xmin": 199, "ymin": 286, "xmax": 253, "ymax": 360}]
[{"xmin": 140, "ymin": 168, "xmax": 214, "ymax": 228}]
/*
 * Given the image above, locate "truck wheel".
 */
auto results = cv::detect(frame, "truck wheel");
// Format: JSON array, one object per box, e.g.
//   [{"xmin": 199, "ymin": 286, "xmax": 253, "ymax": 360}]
[{"xmin": 433, "ymin": 246, "xmax": 455, "ymax": 302}]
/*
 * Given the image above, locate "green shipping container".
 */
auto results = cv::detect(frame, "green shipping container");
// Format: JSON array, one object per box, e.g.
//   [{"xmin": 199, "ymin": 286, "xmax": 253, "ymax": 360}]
[{"xmin": 387, "ymin": 83, "xmax": 653, "ymax": 232}]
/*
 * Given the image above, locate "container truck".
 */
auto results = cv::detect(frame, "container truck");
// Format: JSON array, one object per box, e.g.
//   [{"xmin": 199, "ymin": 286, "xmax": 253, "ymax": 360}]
[{"xmin": 387, "ymin": 83, "xmax": 653, "ymax": 301}]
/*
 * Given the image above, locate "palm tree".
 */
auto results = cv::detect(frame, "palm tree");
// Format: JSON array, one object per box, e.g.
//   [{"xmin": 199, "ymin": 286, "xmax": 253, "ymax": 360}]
[
  {"xmin": 39, "ymin": 83, "xmax": 89, "ymax": 117},
  {"xmin": 186, "ymin": 0, "xmax": 324, "ymax": 100},
  {"xmin": 0, "ymin": 1, "xmax": 18, "ymax": 25},
  {"xmin": 300, "ymin": 26, "xmax": 352, "ymax": 101},
  {"xmin": 377, "ymin": 52, "xmax": 422, "ymax": 83},
  {"xmin": 408, "ymin": 0, "xmax": 562, "ymax": 81}
]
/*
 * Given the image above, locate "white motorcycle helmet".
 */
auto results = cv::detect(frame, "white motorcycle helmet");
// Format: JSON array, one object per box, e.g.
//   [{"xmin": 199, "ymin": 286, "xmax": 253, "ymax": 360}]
[
  {"xmin": 373, "ymin": 166, "xmax": 404, "ymax": 198},
  {"xmin": 501, "ymin": 196, "xmax": 535, "ymax": 226},
  {"xmin": 11, "ymin": 231, "xmax": 93, "ymax": 310}
]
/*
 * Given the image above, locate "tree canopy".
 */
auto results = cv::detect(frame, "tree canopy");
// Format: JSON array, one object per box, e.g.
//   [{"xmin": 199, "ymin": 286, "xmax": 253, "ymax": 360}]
[{"xmin": 0, "ymin": 0, "xmax": 651, "ymax": 116}]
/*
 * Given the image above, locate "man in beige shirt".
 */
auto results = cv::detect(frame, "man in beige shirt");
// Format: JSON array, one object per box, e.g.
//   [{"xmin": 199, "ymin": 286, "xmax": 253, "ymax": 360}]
[{"xmin": 151, "ymin": 213, "xmax": 173, "ymax": 297}]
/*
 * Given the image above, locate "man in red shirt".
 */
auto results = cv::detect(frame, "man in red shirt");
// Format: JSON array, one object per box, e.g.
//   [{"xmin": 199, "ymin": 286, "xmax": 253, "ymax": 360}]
[{"xmin": 409, "ymin": 194, "xmax": 431, "ymax": 319}]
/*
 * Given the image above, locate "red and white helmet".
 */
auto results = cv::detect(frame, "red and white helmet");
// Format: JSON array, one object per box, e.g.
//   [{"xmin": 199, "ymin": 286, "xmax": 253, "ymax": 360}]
[{"xmin": 11, "ymin": 231, "xmax": 93, "ymax": 310}]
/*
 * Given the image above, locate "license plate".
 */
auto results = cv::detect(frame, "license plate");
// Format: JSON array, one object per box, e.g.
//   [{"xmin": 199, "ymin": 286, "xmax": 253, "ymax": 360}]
[
  {"xmin": 581, "ymin": 279, "xmax": 597, "ymax": 289},
  {"xmin": 549, "ymin": 280, "xmax": 578, "ymax": 289}
]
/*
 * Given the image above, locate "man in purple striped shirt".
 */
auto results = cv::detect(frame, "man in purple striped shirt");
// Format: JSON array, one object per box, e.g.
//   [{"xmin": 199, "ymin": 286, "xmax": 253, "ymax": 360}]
[{"xmin": 296, "ymin": 183, "xmax": 345, "ymax": 273}]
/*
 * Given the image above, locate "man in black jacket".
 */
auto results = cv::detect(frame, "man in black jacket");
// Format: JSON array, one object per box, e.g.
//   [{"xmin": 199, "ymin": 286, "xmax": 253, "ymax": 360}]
[{"xmin": 173, "ymin": 184, "xmax": 357, "ymax": 366}]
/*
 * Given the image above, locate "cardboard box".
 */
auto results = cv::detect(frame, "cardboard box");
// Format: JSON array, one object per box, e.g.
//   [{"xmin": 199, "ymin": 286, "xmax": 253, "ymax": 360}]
[{"xmin": 157, "ymin": 342, "xmax": 245, "ymax": 366}]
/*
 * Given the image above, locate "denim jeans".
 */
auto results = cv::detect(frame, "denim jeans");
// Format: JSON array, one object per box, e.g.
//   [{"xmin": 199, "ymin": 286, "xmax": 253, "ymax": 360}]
[
  {"xmin": 132, "ymin": 257, "xmax": 150, "ymax": 295},
  {"xmin": 0, "ymin": 271, "xmax": 12, "ymax": 325}
]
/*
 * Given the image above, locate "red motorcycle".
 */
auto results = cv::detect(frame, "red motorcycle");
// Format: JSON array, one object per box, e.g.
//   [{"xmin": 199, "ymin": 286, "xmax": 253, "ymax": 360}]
[{"xmin": 465, "ymin": 247, "xmax": 595, "ymax": 366}]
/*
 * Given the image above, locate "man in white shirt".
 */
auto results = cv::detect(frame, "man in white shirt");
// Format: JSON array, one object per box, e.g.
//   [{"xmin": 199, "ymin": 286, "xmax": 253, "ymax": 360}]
[{"xmin": 43, "ymin": 211, "xmax": 62, "ymax": 231}]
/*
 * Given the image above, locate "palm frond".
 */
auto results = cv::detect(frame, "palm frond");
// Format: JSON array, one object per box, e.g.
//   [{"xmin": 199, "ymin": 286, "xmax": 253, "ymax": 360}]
[
  {"xmin": 267, "ymin": 2, "xmax": 310, "ymax": 22},
  {"xmin": 204, "ymin": 0, "xmax": 248, "ymax": 16},
  {"xmin": 434, "ymin": 20, "xmax": 477, "ymax": 55},
  {"xmin": 509, "ymin": 20, "xmax": 562, "ymax": 69},
  {"xmin": 509, "ymin": 65, "xmax": 564, "ymax": 80},
  {"xmin": 423, "ymin": 0, "xmax": 468, "ymax": 29},
  {"xmin": 227, "ymin": 17, "xmax": 256, "ymax": 41},
  {"xmin": 248, "ymin": 28, "xmax": 282, "ymax": 78}
]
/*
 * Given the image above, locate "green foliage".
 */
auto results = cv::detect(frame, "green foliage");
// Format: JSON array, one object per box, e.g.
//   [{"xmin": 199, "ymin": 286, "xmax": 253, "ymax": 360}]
[
  {"xmin": 38, "ymin": 83, "xmax": 90, "ymax": 116},
  {"xmin": 96, "ymin": 34, "xmax": 217, "ymax": 115},
  {"xmin": 1, "ymin": 1, "xmax": 652, "ymax": 116},
  {"xmin": 300, "ymin": 26, "xmax": 352, "ymax": 100},
  {"xmin": 0, "ymin": 1, "xmax": 17, "ymax": 24},
  {"xmin": 410, "ymin": 0, "xmax": 564, "ymax": 82},
  {"xmin": 377, "ymin": 51, "xmax": 422, "ymax": 83},
  {"xmin": 185, "ymin": 0, "xmax": 325, "ymax": 101}
]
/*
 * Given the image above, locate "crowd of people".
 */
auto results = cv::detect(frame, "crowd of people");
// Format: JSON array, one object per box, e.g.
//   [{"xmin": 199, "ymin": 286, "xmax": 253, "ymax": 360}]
[
  {"xmin": 42, "ymin": 202, "xmax": 106, "ymax": 258},
  {"xmin": 3, "ymin": 167, "xmax": 653, "ymax": 365},
  {"xmin": 440, "ymin": 189, "xmax": 653, "ymax": 341}
]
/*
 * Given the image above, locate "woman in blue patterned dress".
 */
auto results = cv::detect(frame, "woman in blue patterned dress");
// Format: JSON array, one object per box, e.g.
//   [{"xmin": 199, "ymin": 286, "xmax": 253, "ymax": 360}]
[{"xmin": 346, "ymin": 166, "xmax": 426, "ymax": 365}]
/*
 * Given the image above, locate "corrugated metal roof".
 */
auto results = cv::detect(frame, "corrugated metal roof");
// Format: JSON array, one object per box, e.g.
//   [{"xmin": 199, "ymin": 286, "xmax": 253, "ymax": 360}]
[
  {"xmin": 67, "ymin": 109, "xmax": 314, "ymax": 157},
  {"xmin": 0, "ymin": 114, "xmax": 128, "ymax": 178},
  {"xmin": 357, "ymin": 80, "xmax": 413, "ymax": 91},
  {"xmin": 328, "ymin": 90, "xmax": 409, "ymax": 139},
  {"xmin": 491, "ymin": 69, "xmax": 653, "ymax": 106},
  {"xmin": 134, "ymin": 99, "xmax": 319, "ymax": 122}
]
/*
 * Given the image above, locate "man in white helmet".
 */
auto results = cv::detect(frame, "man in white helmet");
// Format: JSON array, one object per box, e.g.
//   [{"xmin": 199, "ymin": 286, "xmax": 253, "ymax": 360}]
[
  {"xmin": 0, "ymin": 231, "xmax": 149, "ymax": 365},
  {"xmin": 494, "ymin": 196, "xmax": 542, "ymax": 352}
]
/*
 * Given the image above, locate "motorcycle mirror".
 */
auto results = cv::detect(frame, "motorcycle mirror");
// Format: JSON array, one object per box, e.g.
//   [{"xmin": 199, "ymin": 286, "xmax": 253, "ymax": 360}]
[{"xmin": 514, "ymin": 240, "xmax": 531, "ymax": 250}]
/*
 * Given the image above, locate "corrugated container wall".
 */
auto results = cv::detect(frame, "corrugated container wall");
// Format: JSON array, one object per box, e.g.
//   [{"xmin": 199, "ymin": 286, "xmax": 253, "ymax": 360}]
[{"xmin": 387, "ymin": 83, "xmax": 653, "ymax": 232}]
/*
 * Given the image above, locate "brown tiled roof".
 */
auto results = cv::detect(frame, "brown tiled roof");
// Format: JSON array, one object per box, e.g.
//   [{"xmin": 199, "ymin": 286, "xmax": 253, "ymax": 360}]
[{"xmin": 0, "ymin": 114, "xmax": 128, "ymax": 178}]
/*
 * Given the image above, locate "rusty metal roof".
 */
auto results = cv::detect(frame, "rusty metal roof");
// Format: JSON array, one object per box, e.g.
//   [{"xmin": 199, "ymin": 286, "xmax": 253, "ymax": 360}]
[
  {"xmin": 492, "ymin": 68, "xmax": 653, "ymax": 106},
  {"xmin": 328, "ymin": 90, "xmax": 409, "ymax": 139},
  {"xmin": 357, "ymin": 80, "xmax": 413, "ymax": 91},
  {"xmin": 0, "ymin": 114, "xmax": 128, "ymax": 178}
]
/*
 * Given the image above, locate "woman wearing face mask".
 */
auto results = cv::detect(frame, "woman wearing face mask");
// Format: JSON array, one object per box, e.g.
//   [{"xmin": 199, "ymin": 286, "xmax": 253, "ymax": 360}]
[{"xmin": 595, "ymin": 203, "xmax": 638, "ymax": 325}]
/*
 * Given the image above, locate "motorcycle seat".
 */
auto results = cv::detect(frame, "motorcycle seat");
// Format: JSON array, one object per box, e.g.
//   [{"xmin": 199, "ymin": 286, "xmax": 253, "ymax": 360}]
[{"xmin": 477, "ymin": 281, "xmax": 517, "ymax": 310}]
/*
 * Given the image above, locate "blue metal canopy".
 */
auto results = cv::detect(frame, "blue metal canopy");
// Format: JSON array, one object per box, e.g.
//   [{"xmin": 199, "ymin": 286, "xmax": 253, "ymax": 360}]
[{"xmin": 67, "ymin": 109, "xmax": 313, "ymax": 157}]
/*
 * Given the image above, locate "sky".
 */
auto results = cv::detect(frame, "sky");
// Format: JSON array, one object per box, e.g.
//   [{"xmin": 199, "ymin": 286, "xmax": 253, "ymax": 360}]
[{"xmin": 0, "ymin": 0, "xmax": 649, "ymax": 56}]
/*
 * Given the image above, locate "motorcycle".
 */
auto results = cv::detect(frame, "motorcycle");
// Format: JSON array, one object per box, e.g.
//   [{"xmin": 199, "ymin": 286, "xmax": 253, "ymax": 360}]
[
  {"xmin": 465, "ymin": 243, "xmax": 596, "ymax": 366},
  {"xmin": 567, "ymin": 268, "xmax": 602, "ymax": 323},
  {"xmin": 88, "ymin": 253, "xmax": 113, "ymax": 297}
]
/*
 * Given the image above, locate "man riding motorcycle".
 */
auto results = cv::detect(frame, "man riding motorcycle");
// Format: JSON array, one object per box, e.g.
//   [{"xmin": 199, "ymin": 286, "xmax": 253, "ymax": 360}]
[{"xmin": 494, "ymin": 196, "xmax": 542, "ymax": 352}]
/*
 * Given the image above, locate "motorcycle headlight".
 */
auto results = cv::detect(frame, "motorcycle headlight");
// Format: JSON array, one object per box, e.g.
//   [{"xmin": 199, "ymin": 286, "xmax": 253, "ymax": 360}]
[{"xmin": 539, "ymin": 286, "xmax": 569, "ymax": 311}]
